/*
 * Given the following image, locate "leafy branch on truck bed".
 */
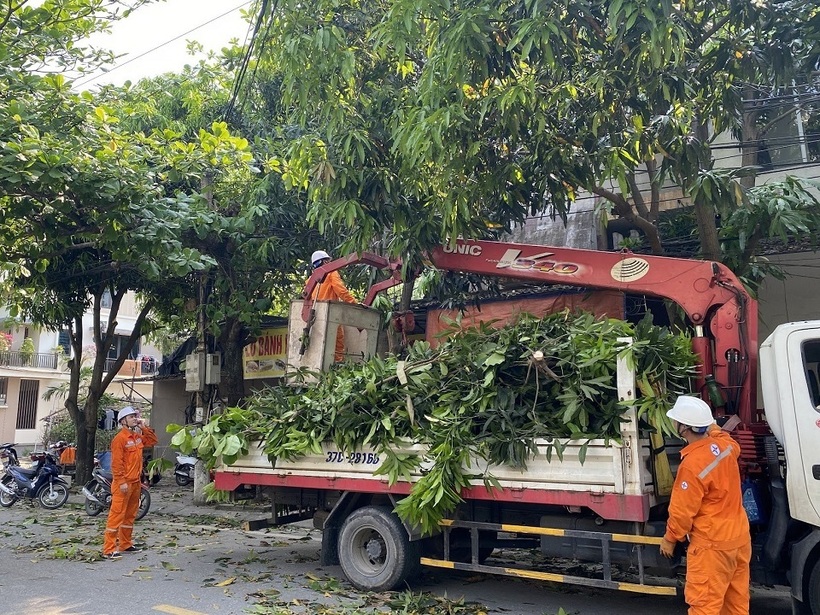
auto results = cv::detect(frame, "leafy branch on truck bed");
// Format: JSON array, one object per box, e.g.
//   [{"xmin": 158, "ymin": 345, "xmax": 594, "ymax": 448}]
[{"xmin": 170, "ymin": 311, "xmax": 698, "ymax": 534}]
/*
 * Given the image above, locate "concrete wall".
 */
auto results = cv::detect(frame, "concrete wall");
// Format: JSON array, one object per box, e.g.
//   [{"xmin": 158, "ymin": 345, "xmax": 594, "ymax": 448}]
[
  {"xmin": 507, "ymin": 206, "xmax": 600, "ymax": 250},
  {"xmin": 757, "ymin": 251, "xmax": 820, "ymax": 342},
  {"xmin": 150, "ymin": 379, "xmax": 192, "ymax": 461},
  {"xmin": 0, "ymin": 373, "xmax": 73, "ymax": 448},
  {"xmin": 151, "ymin": 376, "xmax": 281, "ymax": 462}
]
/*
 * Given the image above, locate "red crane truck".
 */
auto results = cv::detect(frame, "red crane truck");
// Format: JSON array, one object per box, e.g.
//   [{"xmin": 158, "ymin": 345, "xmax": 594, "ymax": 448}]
[{"xmin": 215, "ymin": 238, "xmax": 820, "ymax": 613}]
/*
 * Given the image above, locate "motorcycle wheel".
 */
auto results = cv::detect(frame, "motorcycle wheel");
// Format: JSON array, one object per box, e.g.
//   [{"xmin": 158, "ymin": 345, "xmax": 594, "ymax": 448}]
[
  {"xmin": 136, "ymin": 487, "xmax": 151, "ymax": 520},
  {"xmin": 0, "ymin": 476, "xmax": 16, "ymax": 507},
  {"xmin": 175, "ymin": 465, "xmax": 192, "ymax": 486},
  {"xmin": 84, "ymin": 480, "xmax": 105, "ymax": 517},
  {"xmin": 38, "ymin": 481, "xmax": 69, "ymax": 509}
]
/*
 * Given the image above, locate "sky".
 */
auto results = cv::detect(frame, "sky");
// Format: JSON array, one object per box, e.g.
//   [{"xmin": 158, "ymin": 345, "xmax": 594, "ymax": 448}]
[{"xmin": 75, "ymin": 0, "xmax": 253, "ymax": 89}]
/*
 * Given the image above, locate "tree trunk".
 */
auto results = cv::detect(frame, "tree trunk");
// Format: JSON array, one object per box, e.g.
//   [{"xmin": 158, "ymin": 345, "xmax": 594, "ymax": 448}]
[
  {"xmin": 219, "ymin": 317, "xmax": 246, "ymax": 407},
  {"xmin": 692, "ymin": 117, "xmax": 722, "ymax": 262},
  {"xmin": 590, "ymin": 186, "xmax": 665, "ymax": 254},
  {"xmin": 82, "ymin": 389, "xmax": 101, "ymax": 481},
  {"xmin": 192, "ymin": 459, "xmax": 210, "ymax": 505},
  {"xmin": 388, "ymin": 270, "xmax": 415, "ymax": 357},
  {"xmin": 71, "ymin": 289, "xmax": 153, "ymax": 483},
  {"xmin": 66, "ymin": 317, "xmax": 97, "ymax": 484}
]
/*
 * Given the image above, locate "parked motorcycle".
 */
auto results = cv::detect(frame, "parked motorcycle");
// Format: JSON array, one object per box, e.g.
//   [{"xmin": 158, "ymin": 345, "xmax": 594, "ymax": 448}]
[
  {"xmin": 82, "ymin": 455, "xmax": 151, "ymax": 520},
  {"xmin": 0, "ymin": 449, "xmax": 70, "ymax": 509},
  {"xmin": 0, "ymin": 443, "xmax": 20, "ymax": 470},
  {"xmin": 173, "ymin": 453, "xmax": 197, "ymax": 486},
  {"xmin": 49, "ymin": 441, "xmax": 77, "ymax": 478}
]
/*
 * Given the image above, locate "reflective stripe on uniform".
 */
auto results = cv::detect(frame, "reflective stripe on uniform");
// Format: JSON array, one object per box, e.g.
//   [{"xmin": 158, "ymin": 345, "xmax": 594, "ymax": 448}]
[{"xmin": 698, "ymin": 447, "xmax": 733, "ymax": 480}]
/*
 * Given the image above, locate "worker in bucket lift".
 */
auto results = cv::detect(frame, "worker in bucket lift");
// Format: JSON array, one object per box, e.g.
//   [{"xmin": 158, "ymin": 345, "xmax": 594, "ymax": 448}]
[
  {"xmin": 307, "ymin": 250, "xmax": 357, "ymax": 362},
  {"xmin": 660, "ymin": 395, "xmax": 751, "ymax": 615}
]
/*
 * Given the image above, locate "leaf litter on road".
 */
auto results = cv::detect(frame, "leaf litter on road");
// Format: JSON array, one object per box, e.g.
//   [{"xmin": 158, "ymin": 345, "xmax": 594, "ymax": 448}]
[{"xmin": 1, "ymin": 490, "xmax": 497, "ymax": 615}]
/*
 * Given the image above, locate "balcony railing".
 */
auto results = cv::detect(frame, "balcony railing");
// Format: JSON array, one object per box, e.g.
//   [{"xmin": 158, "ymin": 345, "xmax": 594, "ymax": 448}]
[
  {"xmin": 0, "ymin": 351, "xmax": 59, "ymax": 369},
  {"xmin": 104, "ymin": 357, "xmax": 158, "ymax": 377},
  {"xmin": 0, "ymin": 352, "xmax": 159, "ymax": 375}
]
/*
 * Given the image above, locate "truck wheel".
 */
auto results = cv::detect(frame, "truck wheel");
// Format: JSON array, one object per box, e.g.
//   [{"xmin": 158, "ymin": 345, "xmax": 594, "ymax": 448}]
[
  {"xmin": 338, "ymin": 505, "xmax": 418, "ymax": 591},
  {"xmin": 803, "ymin": 557, "xmax": 820, "ymax": 615},
  {"xmin": 793, "ymin": 595, "xmax": 811, "ymax": 615}
]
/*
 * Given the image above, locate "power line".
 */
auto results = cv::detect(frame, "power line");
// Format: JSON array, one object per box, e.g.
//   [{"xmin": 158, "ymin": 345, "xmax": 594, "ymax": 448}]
[
  {"xmin": 225, "ymin": 0, "xmax": 268, "ymax": 120},
  {"xmin": 74, "ymin": 1, "xmax": 252, "ymax": 88},
  {"xmin": 235, "ymin": 0, "xmax": 280, "ymax": 117}
]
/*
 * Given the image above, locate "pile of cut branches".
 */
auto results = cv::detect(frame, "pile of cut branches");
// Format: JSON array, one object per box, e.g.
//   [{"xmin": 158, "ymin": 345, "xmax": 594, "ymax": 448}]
[{"xmin": 171, "ymin": 311, "xmax": 697, "ymax": 533}]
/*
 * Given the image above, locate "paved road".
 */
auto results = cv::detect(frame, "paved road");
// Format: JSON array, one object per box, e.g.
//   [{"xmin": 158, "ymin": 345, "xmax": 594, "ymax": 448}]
[{"xmin": 0, "ymin": 481, "xmax": 793, "ymax": 615}]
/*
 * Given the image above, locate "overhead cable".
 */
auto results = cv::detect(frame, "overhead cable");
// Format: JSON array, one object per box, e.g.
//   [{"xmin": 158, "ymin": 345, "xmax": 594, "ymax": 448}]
[
  {"xmin": 74, "ymin": 1, "xmax": 252, "ymax": 89},
  {"xmin": 225, "ymin": 0, "xmax": 269, "ymax": 121}
]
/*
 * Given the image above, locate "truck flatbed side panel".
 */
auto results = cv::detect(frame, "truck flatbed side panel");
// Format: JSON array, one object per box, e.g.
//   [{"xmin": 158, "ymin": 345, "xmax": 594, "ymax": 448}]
[
  {"xmin": 215, "ymin": 436, "xmax": 653, "ymax": 521},
  {"xmin": 213, "ymin": 470, "xmax": 650, "ymax": 521},
  {"xmin": 221, "ymin": 438, "xmax": 643, "ymax": 492}
]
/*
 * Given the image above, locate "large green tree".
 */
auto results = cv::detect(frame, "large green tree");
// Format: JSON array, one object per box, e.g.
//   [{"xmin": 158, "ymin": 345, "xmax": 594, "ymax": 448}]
[
  {"xmin": 259, "ymin": 0, "xmax": 820, "ymax": 290},
  {"xmin": 0, "ymin": 0, "xmax": 164, "ymax": 481},
  {"xmin": 0, "ymin": 73, "xmax": 255, "ymax": 480},
  {"xmin": 103, "ymin": 62, "xmax": 346, "ymax": 406},
  {"xmin": 0, "ymin": 2, "xmax": 265, "ymax": 482}
]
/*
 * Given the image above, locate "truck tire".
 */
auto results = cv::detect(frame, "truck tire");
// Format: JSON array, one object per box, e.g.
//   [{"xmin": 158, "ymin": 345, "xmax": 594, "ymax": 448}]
[
  {"xmin": 806, "ymin": 557, "xmax": 820, "ymax": 615},
  {"xmin": 793, "ymin": 596, "xmax": 811, "ymax": 615},
  {"xmin": 338, "ymin": 505, "xmax": 418, "ymax": 591}
]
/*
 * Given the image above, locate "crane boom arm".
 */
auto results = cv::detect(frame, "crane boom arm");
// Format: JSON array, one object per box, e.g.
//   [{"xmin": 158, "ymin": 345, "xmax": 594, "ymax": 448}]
[{"xmin": 300, "ymin": 239, "xmax": 758, "ymax": 423}]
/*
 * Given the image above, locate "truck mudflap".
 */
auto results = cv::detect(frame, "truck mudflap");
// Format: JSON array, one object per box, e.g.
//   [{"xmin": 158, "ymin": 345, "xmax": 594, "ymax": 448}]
[{"xmin": 420, "ymin": 519, "xmax": 681, "ymax": 597}]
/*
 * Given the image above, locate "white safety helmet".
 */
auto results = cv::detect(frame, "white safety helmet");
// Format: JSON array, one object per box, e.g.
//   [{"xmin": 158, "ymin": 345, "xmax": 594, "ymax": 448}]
[
  {"xmin": 118, "ymin": 406, "xmax": 138, "ymax": 422},
  {"xmin": 311, "ymin": 250, "xmax": 331, "ymax": 267},
  {"xmin": 666, "ymin": 396, "xmax": 714, "ymax": 428}
]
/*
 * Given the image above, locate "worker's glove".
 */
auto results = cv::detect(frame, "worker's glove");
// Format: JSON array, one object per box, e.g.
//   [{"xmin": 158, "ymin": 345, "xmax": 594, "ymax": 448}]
[{"xmin": 660, "ymin": 538, "xmax": 676, "ymax": 559}]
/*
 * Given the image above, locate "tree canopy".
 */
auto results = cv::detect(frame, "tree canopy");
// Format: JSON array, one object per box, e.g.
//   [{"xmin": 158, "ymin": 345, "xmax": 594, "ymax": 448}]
[
  {"xmin": 260, "ymin": 0, "xmax": 820, "ymax": 287},
  {"xmin": 0, "ymin": 0, "xmax": 254, "ymax": 480},
  {"xmin": 104, "ymin": 62, "xmax": 352, "ymax": 405}
]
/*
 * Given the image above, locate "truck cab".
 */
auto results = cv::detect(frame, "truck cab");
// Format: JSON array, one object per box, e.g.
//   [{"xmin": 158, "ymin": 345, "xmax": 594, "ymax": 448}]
[{"xmin": 760, "ymin": 322, "xmax": 820, "ymax": 612}]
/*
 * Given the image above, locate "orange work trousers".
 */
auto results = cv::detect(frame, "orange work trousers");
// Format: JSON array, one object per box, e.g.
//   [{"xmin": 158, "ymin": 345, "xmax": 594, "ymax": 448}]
[
  {"xmin": 103, "ymin": 480, "xmax": 141, "ymax": 554},
  {"xmin": 684, "ymin": 541, "xmax": 751, "ymax": 615},
  {"xmin": 334, "ymin": 325, "xmax": 345, "ymax": 362}
]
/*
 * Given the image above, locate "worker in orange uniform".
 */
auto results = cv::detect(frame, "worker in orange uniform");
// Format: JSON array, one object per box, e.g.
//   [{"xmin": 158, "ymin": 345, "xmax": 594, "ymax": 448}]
[
  {"xmin": 307, "ymin": 250, "xmax": 357, "ymax": 362},
  {"xmin": 58, "ymin": 444, "xmax": 76, "ymax": 466},
  {"xmin": 660, "ymin": 395, "xmax": 751, "ymax": 614},
  {"xmin": 102, "ymin": 406, "xmax": 157, "ymax": 560}
]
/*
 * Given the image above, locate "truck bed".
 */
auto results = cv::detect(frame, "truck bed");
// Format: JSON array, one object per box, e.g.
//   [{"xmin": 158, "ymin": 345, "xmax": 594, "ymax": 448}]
[{"xmin": 215, "ymin": 417, "xmax": 658, "ymax": 521}]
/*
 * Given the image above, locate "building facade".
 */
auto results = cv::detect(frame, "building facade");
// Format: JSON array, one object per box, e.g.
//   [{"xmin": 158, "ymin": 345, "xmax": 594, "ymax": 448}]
[{"xmin": 0, "ymin": 291, "xmax": 161, "ymax": 448}]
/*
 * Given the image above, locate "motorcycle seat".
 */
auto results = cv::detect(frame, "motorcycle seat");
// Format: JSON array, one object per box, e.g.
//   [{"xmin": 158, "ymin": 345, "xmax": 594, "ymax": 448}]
[
  {"xmin": 98, "ymin": 469, "xmax": 113, "ymax": 481},
  {"xmin": 13, "ymin": 467, "xmax": 37, "ymax": 478}
]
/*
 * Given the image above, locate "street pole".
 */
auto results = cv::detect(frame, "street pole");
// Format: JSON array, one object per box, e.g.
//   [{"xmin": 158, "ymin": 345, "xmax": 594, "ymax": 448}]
[{"xmin": 193, "ymin": 173, "xmax": 213, "ymax": 505}]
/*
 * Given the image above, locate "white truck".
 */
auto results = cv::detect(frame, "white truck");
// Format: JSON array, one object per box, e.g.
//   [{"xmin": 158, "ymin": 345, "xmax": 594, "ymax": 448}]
[{"xmin": 215, "ymin": 238, "xmax": 820, "ymax": 612}]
